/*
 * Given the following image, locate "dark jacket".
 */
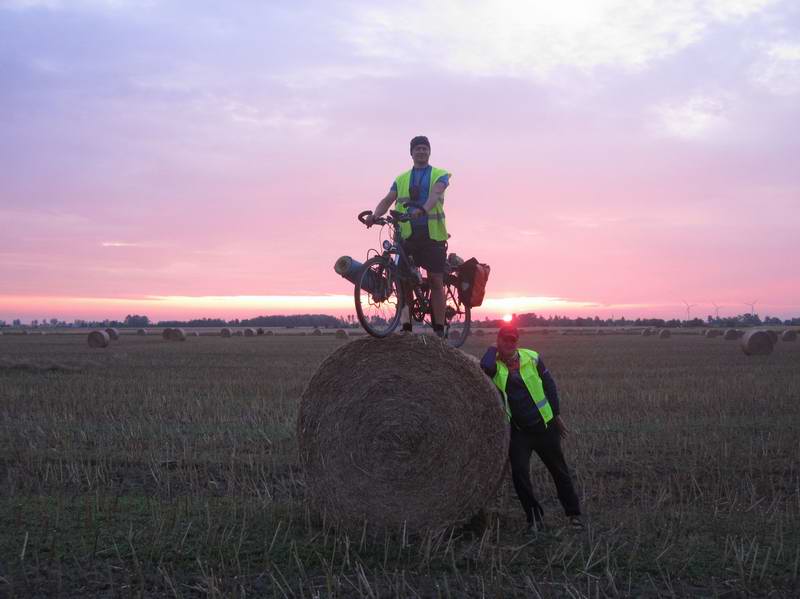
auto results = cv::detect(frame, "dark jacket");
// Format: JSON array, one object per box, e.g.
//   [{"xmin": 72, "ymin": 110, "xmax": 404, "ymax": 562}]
[{"xmin": 480, "ymin": 346, "xmax": 560, "ymax": 431}]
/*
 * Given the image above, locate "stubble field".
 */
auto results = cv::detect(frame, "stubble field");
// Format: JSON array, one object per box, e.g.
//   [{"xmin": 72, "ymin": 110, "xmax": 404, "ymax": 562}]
[{"xmin": 0, "ymin": 330, "xmax": 798, "ymax": 598}]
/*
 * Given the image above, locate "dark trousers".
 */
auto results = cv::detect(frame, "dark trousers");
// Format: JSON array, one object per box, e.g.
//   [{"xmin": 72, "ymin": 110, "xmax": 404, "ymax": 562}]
[{"xmin": 509, "ymin": 424, "xmax": 581, "ymax": 522}]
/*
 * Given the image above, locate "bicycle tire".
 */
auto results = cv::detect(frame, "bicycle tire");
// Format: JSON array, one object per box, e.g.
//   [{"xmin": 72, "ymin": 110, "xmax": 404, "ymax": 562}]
[
  {"xmin": 444, "ymin": 283, "xmax": 471, "ymax": 348},
  {"xmin": 354, "ymin": 256, "xmax": 403, "ymax": 338}
]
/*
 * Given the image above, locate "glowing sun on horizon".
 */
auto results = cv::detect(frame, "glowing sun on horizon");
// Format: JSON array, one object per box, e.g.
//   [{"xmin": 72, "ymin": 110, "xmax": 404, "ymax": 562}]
[{"xmin": 502, "ymin": 314, "xmax": 513, "ymax": 322}]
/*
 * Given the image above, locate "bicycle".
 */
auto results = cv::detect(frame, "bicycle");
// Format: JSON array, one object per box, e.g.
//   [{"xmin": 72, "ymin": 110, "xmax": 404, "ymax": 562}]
[{"xmin": 354, "ymin": 203, "xmax": 471, "ymax": 348}]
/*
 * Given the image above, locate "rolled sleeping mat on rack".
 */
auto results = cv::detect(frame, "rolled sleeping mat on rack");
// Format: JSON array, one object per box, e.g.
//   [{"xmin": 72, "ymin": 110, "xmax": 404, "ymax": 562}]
[{"xmin": 334, "ymin": 255, "xmax": 383, "ymax": 296}]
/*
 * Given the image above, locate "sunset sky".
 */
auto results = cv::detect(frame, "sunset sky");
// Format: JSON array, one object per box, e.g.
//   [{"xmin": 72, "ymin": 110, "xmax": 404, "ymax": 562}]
[{"xmin": 1, "ymin": 0, "xmax": 799, "ymax": 322}]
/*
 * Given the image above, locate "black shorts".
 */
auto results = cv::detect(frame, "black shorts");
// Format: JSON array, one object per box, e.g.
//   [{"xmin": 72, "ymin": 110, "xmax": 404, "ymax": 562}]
[{"xmin": 402, "ymin": 232, "xmax": 447, "ymax": 275}]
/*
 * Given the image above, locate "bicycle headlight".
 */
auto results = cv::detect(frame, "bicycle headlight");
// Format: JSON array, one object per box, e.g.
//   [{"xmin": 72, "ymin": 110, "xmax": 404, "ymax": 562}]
[{"xmin": 382, "ymin": 240, "xmax": 392, "ymax": 251}]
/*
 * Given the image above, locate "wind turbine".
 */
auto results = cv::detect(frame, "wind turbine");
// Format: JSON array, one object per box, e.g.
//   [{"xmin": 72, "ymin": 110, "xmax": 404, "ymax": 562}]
[
  {"xmin": 682, "ymin": 300, "xmax": 697, "ymax": 322},
  {"xmin": 744, "ymin": 300, "xmax": 758, "ymax": 316},
  {"xmin": 711, "ymin": 302, "xmax": 721, "ymax": 319}
]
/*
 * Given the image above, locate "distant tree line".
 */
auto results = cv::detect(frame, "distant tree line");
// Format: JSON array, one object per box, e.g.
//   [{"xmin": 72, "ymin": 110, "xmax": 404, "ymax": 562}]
[{"xmin": 4, "ymin": 312, "xmax": 800, "ymax": 329}]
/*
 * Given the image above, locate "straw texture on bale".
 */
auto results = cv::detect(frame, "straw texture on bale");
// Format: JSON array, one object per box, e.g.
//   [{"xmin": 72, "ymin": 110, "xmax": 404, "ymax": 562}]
[
  {"xmin": 244, "ymin": 328, "xmax": 256, "ymax": 337},
  {"xmin": 782, "ymin": 330, "xmax": 797, "ymax": 342},
  {"xmin": 298, "ymin": 334, "xmax": 508, "ymax": 531},
  {"xmin": 105, "ymin": 328, "xmax": 120, "ymax": 341},
  {"xmin": 87, "ymin": 330, "xmax": 110, "ymax": 348},
  {"xmin": 724, "ymin": 329, "xmax": 740, "ymax": 340},
  {"xmin": 221, "ymin": 328, "xmax": 232, "ymax": 338},
  {"xmin": 265, "ymin": 330, "xmax": 274, "ymax": 336},
  {"xmin": 740, "ymin": 330, "xmax": 774, "ymax": 356},
  {"xmin": 312, "ymin": 328, "xmax": 322, "ymax": 336},
  {"xmin": 766, "ymin": 330, "xmax": 779, "ymax": 344},
  {"xmin": 335, "ymin": 329, "xmax": 349, "ymax": 339},
  {"xmin": 137, "ymin": 329, "xmax": 147, "ymax": 336},
  {"xmin": 704, "ymin": 329, "xmax": 721, "ymax": 338},
  {"xmin": 641, "ymin": 329, "xmax": 652, "ymax": 337},
  {"xmin": 658, "ymin": 329, "xmax": 671, "ymax": 339},
  {"xmin": 163, "ymin": 328, "xmax": 186, "ymax": 341}
]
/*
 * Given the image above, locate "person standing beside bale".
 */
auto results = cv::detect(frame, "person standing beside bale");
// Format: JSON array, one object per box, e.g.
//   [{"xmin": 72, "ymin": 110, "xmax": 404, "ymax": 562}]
[
  {"xmin": 362, "ymin": 135, "xmax": 451, "ymax": 337},
  {"xmin": 480, "ymin": 324, "xmax": 583, "ymax": 533}
]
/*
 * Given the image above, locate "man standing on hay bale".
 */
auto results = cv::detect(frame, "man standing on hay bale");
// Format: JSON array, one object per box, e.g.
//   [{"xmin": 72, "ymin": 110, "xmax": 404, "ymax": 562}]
[
  {"xmin": 363, "ymin": 135, "xmax": 451, "ymax": 337},
  {"xmin": 480, "ymin": 324, "xmax": 583, "ymax": 533}
]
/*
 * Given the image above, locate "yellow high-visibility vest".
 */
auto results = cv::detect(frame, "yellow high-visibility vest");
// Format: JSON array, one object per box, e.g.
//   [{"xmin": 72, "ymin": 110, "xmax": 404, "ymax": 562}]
[
  {"xmin": 394, "ymin": 166, "xmax": 450, "ymax": 241},
  {"xmin": 492, "ymin": 349, "xmax": 554, "ymax": 426}
]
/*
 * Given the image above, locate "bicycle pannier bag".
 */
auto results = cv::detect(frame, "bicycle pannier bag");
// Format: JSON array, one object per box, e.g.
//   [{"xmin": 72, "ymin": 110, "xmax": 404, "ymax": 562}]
[{"xmin": 457, "ymin": 258, "xmax": 491, "ymax": 307}]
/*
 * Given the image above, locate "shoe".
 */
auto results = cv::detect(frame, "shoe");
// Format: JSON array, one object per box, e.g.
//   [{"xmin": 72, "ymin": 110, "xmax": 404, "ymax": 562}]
[{"xmin": 567, "ymin": 516, "xmax": 584, "ymax": 529}]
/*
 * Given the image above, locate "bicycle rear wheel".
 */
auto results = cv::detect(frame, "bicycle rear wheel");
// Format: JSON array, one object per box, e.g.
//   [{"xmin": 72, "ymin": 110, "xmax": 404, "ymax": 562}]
[
  {"xmin": 444, "ymin": 282, "xmax": 470, "ymax": 348},
  {"xmin": 354, "ymin": 256, "xmax": 403, "ymax": 338}
]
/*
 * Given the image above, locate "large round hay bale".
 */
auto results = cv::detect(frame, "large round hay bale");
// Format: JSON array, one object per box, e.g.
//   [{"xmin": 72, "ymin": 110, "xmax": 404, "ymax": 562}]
[
  {"xmin": 335, "ymin": 329, "xmax": 349, "ymax": 339},
  {"xmin": 137, "ymin": 329, "xmax": 147, "ymax": 336},
  {"xmin": 766, "ymin": 330, "xmax": 779, "ymax": 344},
  {"xmin": 705, "ymin": 329, "xmax": 720, "ymax": 338},
  {"xmin": 298, "ymin": 335, "xmax": 508, "ymax": 531},
  {"xmin": 740, "ymin": 330, "xmax": 774, "ymax": 356},
  {"xmin": 311, "ymin": 328, "xmax": 322, "ymax": 336},
  {"xmin": 641, "ymin": 329, "xmax": 652, "ymax": 337},
  {"xmin": 221, "ymin": 328, "xmax": 232, "ymax": 338},
  {"xmin": 87, "ymin": 330, "xmax": 110, "ymax": 348},
  {"xmin": 163, "ymin": 328, "xmax": 186, "ymax": 341},
  {"xmin": 105, "ymin": 327, "xmax": 119, "ymax": 341},
  {"xmin": 658, "ymin": 329, "xmax": 671, "ymax": 339},
  {"xmin": 244, "ymin": 328, "xmax": 256, "ymax": 337},
  {"xmin": 781, "ymin": 330, "xmax": 797, "ymax": 342},
  {"xmin": 162, "ymin": 328, "xmax": 173, "ymax": 340},
  {"xmin": 265, "ymin": 330, "xmax": 274, "ymax": 336},
  {"xmin": 723, "ymin": 329, "xmax": 739, "ymax": 340}
]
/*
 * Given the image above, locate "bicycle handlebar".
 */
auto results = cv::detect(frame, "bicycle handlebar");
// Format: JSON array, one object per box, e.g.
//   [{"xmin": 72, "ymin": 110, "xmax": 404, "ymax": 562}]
[{"xmin": 358, "ymin": 202, "xmax": 427, "ymax": 228}]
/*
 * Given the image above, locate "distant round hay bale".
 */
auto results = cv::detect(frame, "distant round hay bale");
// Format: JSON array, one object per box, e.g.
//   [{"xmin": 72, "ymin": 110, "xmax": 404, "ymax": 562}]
[
  {"xmin": 781, "ymin": 330, "xmax": 797, "ymax": 342},
  {"xmin": 740, "ymin": 330, "xmax": 774, "ymax": 356},
  {"xmin": 163, "ymin": 328, "xmax": 186, "ymax": 341},
  {"xmin": 244, "ymin": 328, "xmax": 256, "ymax": 337},
  {"xmin": 105, "ymin": 327, "xmax": 120, "ymax": 341},
  {"xmin": 335, "ymin": 329, "xmax": 349, "ymax": 339},
  {"xmin": 705, "ymin": 329, "xmax": 720, "ymax": 338},
  {"xmin": 189, "ymin": 330, "xmax": 199, "ymax": 337},
  {"xmin": 766, "ymin": 330, "xmax": 779, "ymax": 344},
  {"xmin": 723, "ymin": 329, "xmax": 739, "ymax": 340},
  {"xmin": 298, "ymin": 334, "xmax": 508, "ymax": 531},
  {"xmin": 596, "ymin": 329, "xmax": 605, "ymax": 335},
  {"xmin": 264, "ymin": 330, "xmax": 274, "ymax": 336},
  {"xmin": 234, "ymin": 330, "xmax": 244, "ymax": 336},
  {"xmin": 312, "ymin": 328, "xmax": 322, "ymax": 336},
  {"xmin": 641, "ymin": 329, "xmax": 652, "ymax": 337},
  {"xmin": 257, "ymin": 328, "xmax": 264, "ymax": 335},
  {"xmin": 221, "ymin": 328, "xmax": 232, "ymax": 338},
  {"xmin": 449, "ymin": 329, "xmax": 461, "ymax": 341},
  {"xmin": 137, "ymin": 329, "xmax": 147, "ymax": 336},
  {"xmin": 658, "ymin": 329, "xmax": 671, "ymax": 339},
  {"xmin": 474, "ymin": 329, "xmax": 485, "ymax": 337},
  {"xmin": 87, "ymin": 330, "xmax": 110, "ymax": 348}
]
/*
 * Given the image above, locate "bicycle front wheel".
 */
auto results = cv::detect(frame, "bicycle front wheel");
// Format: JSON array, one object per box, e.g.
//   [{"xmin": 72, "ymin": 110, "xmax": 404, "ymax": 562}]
[
  {"xmin": 354, "ymin": 256, "xmax": 403, "ymax": 338},
  {"xmin": 444, "ymin": 283, "xmax": 471, "ymax": 348}
]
